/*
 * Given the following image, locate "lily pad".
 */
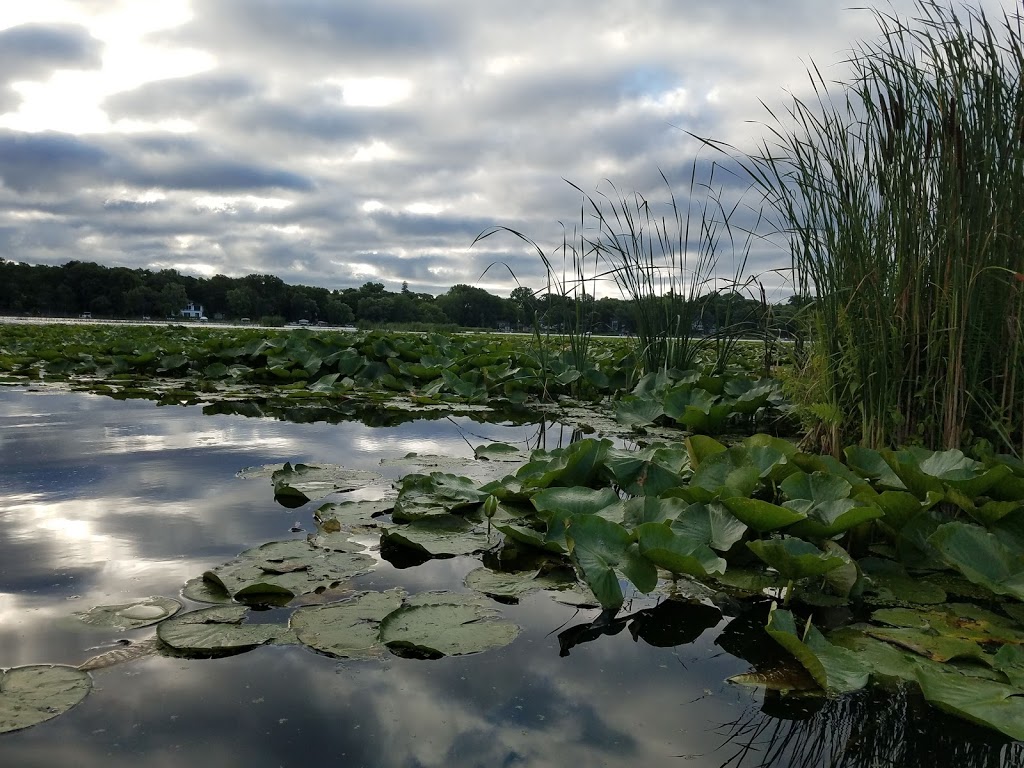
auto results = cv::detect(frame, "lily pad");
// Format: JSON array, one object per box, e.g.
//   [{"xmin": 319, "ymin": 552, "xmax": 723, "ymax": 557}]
[
  {"xmin": 382, "ymin": 516, "xmax": 496, "ymax": 557},
  {"xmin": 181, "ymin": 576, "xmax": 233, "ymax": 605},
  {"xmin": 157, "ymin": 605, "xmax": 294, "ymax": 653},
  {"xmin": 379, "ymin": 592, "xmax": 520, "ymax": 658},
  {"xmin": 291, "ymin": 589, "xmax": 405, "ymax": 659},
  {"xmin": 315, "ymin": 499, "xmax": 394, "ymax": 531},
  {"xmin": 0, "ymin": 665, "xmax": 92, "ymax": 734},
  {"xmin": 916, "ymin": 665, "xmax": 1024, "ymax": 741},
  {"xmin": 392, "ymin": 472, "xmax": 485, "ymax": 521},
  {"xmin": 74, "ymin": 596, "xmax": 182, "ymax": 630},
  {"xmin": 746, "ymin": 537, "xmax": 847, "ymax": 582},
  {"xmin": 239, "ymin": 462, "xmax": 388, "ymax": 507},
  {"xmin": 464, "ymin": 566, "xmax": 577, "ymax": 602}
]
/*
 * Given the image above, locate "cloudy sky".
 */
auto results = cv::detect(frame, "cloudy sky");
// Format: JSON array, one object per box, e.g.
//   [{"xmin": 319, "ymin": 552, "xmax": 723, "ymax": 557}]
[{"xmin": 0, "ymin": 1, "xmax": 1015, "ymax": 299}]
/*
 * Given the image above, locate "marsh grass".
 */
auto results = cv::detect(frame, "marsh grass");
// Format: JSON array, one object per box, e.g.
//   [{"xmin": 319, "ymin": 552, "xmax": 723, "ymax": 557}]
[{"xmin": 738, "ymin": 0, "xmax": 1024, "ymax": 453}]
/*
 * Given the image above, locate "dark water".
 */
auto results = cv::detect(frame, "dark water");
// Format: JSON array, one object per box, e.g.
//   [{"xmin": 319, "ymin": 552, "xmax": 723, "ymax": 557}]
[{"xmin": 0, "ymin": 388, "xmax": 1020, "ymax": 768}]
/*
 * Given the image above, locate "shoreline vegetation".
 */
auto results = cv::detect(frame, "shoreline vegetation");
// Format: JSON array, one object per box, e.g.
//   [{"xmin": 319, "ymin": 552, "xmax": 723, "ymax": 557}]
[{"xmin": 3, "ymin": 0, "xmax": 1024, "ymax": 749}]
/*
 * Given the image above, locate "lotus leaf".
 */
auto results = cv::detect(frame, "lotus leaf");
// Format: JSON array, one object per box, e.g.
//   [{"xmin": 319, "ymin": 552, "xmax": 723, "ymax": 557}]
[
  {"xmin": 531, "ymin": 486, "xmax": 620, "ymax": 517},
  {"xmin": 0, "ymin": 665, "xmax": 92, "ymax": 734},
  {"xmin": 871, "ymin": 603, "xmax": 1024, "ymax": 646},
  {"xmin": 516, "ymin": 439, "xmax": 611, "ymax": 491},
  {"xmin": 290, "ymin": 589, "xmax": 405, "ymax": 659},
  {"xmin": 565, "ymin": 514, "xmax": 657, "ymax": 609},
  {"xmin": 181, "ymin": 576, "xmax": 233, "ymax": 605},
  {"xmin": 863, "ymin": 627, "xmax": 985, "ymax": 663},
  {"xmin": 690, "ymin": 448, "xmax": 762, "ymax": 499},
  {"xmin": 916, "ymin": 665, "xmax": 1024, "ymax": 741},
  {"xmin": 315, "ymin": 499, "xmax": 394, "ymax": 531},
  {"xmin": 928, "ymin": 522, "xmax": 1024, "ymax": 601},
  {"xmin": 843, "ymin": 446, "xmax": 906, "ymax": 489},
  {"xmin": 746, "ymin": 537, "xmax": 847, "ymax": 582},
  {"xmin": 635, "ymin": 522, "xmax": 727, "ymax": 578},
  {"xmin": 494, "ymin": 523, "xmax": 566, "ymax": 554},
  {"xmin": 785, "ymin": 500, "xmax": 883, "ymax": 540},
  {"xmin": 685, "ymin": 435, "xmax": 727, "ymax": 467},
  {"xmin": 603, "ymin": 443, "xmax": 690, "ymax": 496},
  {"xmin": 828, "ymin": 627, "xmax": 926, "ymax": 684},
  {"xmin": 379, "ymin": 592, "xmax": 520, "ymax": 658},
  {"xmin": 992, "ymin": 645, "xmax": 1024, "ymax": 687},
  {"xmin": 765, "ymin": 606, "xmax": 870, "ymax": 695},
  {"xmin": 722, "ymin": 497, "xmax": 806, "ymax": 533},
  {"xmin": 613, "ymin": 395, "xmax": 665, "ymax": 427},
  {"xmin": 157, "ymin": 605, "xmax": 294, "ymax": 653},
  {"xmin": 859, "ymin": 558, "xmax": 947, "ymax": 605},
  {"xmin": 75, "ymin": 596, "xmax": 181, "ymax": 630},
  {"xmin": 382, "ymin": 516, "xmax": 496, "ymax": 557},
  {"xmin": 464, "ymin": 566, "xmax": 576, "ymax": 601},
  {"xmin": 670, "ymin": 502, "xmax": 748, "ymax": 552}
]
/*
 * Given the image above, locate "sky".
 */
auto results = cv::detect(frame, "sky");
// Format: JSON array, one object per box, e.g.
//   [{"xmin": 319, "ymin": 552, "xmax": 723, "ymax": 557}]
[{"xmin": 0, "ymin": 0, "xmax": 1016, "ymax": 300}]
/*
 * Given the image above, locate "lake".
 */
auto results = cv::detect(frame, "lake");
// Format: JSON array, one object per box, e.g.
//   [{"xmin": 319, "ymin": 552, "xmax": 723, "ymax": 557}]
[{"xmin": 0, "ymin": 386, "xmax": 1018, "ymax": 767}]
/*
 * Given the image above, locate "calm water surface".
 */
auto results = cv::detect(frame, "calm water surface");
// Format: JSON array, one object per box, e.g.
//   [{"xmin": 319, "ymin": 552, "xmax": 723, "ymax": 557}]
[{"xmin": 0, "ymin": 387, "xmax": 1018, "ymax": 768}]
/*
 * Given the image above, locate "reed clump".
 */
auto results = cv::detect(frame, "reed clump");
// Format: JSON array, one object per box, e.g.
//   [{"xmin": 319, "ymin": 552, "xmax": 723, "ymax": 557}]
[{"xmin": 747, "ymin": 0, "xmax": 1024, "ymax": 454}]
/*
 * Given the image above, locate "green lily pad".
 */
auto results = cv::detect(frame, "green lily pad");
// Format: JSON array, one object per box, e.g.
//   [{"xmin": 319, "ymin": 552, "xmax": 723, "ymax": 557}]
[
  {"xmin": 464, "ymin": 566, "xmax": 577, "ymax": 601},
  {"xmin": 916, "ymin": 665, "xmax": 1024, "ymax": 741},
  {"xmin": 531, "ymin": 486, "xmax": 620, "ymax": 517},
  {"xmin": 156, "ymin": 605, "xmax": 294, "ymax": 654},
  {"xmin": 181, "ymin": 576, "xmax": 233, "ymax": 605},
  {"xmin": 871, "ymin": 603, "xmax": 1024, "ymax": 646},
  {"xmin": 635, "ymin": 522, "xmax": 727, "ymax": 578},
  {"xmin": 928, "ymin": 522, "xmax": 1024, "ymax": 601},
  {"xmin": 393, "ymin": 472, "xmax": 485, "ymax": 521},
  {"xmin": 315, "ymin": 499, "xmax": 394, "ymax": 531},
  {"xmin": 382, "ymin": 516, "xmax": 496, "ymax": 557},
  {"xmin": 614, "ymin": 395, "xmax": 665, "ymax": 427},
  {"xmin": 863, "ymin": 627, "xmax": 985, "ymax": 663},
  {"xmin": 203, "ymin": 539, "xmax": 374, "ymax": 600},
  {"xmin": 669, "ymin": 502, "xmax": 747, "ymax": 552},
  {"xmin": 74, "ymin": 596, "xmax": 181, "ymax": 630},
  {"xmin": 239, "ymin": 462, "xmax": 387, "ymax": 507},
  {"xmin": 859, "ymin": 558, "xmax": 947, "ymax": 606},
  {"xmin": 765, "ymin": 606, "xmax": 870, "ymax": 695},
  {"xmin": 747, "ymin": 537, "xmax": 847, "ymax": 582},
  {"xmin": 379, "ymin": 592, "xmax": 520, "ymax": 658},
  {"xmin": 565, "ymin": 514, "xmax": 658, "ymax": 610},
  {"xmin": 290, "ymin": 589, "xmax": 405, "ymax": 659},
  {"xmin": 621, "ymin": 496, "xmax": 689, "ymax": 527},
  {"xmin": 0, "ymin": 665, "xmax": 92, "ymax": 734}
]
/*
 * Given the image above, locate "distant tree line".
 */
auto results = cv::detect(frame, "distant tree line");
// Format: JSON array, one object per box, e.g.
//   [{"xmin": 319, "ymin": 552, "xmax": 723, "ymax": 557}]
[{"xmin": 0, "ymin": 258, "xmax": 808, "ymax": 335}]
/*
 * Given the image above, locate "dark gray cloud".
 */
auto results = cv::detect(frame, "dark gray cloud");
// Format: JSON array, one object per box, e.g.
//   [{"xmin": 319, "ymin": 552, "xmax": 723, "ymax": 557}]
[{"xmin": 0, "ymin": 0, "xmax": 1015, "ymax": 298}]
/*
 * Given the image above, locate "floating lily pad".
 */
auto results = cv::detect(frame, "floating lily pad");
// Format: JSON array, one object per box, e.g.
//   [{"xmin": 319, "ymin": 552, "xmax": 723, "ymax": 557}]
[
  {"xmin": 291, "ymin": 589, "xmax": 405, "ymax": 659},
  {"xmin": 315, "ymin": 499, "xmax": 395, "ymax": 531},
  {"xmin": 382, "ymin": 516, "xmax": 496, "ymax": 557},
  {"xmin": 238, "ymin": 462, "xmax": 387, "ymax": 507},
  {"xmin": 203, "ymin": 539, "xmax": 374, "ymax": 600},
  {"xmin": 916, "ymin": 665, "xmax": 1024, "ymax": 741},
  {"xmin": 379, "ymin": 592, "xmax": 520, "ymax": 658},
  {"xmin": 181, "ymin": 576, "xmax": 233, "ymax": 605},
  {"xmin": 859, "ymin": 558, "xmax": 947, "ymax": 606},
  {"xmin": 75, "ymin": 596, "xmax": 182, "ymax": 630},
  {"xmin": 157, "ymin": 605, "xmax": 294, "ymax": 654},
  {"xmin": 464, "ymin": 567, "xmax": 576, "ymax": 602},
  {"xmin": 78, "ymin": 637, "xmax": 162, "ymax": 672},
  {"xmin": 392, "ymin": 472, "xmax": 485, "ymax": 521},
  {"xmin": 0, "ymin": 665, "xmax": 92, "ymax": 734}
]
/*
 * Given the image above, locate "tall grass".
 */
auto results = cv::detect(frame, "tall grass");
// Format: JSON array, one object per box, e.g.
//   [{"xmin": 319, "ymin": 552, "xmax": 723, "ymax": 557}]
[
  {"xmin": 575, "ymin": 162, "xmax": 759, "ymax": 375},
  {"xmin": 743, "ymin": 0, "xmax": 1024, "ymax": 454}
]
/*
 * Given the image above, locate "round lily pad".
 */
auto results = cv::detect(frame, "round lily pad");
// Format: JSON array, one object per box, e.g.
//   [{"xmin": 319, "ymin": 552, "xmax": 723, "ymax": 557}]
[
  {"xmin": 181, "ymin": 577, "xmax": 233, "ymax": 605},
  {"xmin": 0, "ymin": 665, "xmax": 92, "ymax": 734},
  {"xmin": 379, "ymin": 592, "xmax": 520, "ymax": 658},
  {"xmin": 74, "ymin": 596, "xmax": 182, "ymax": 630},
  {"xmin": 291, "ymin": 589, "xmax": 406, "ymax": 659},
  {"xmin": 157, "ymin": 605, "xmax": 294, "ymax": 654}
]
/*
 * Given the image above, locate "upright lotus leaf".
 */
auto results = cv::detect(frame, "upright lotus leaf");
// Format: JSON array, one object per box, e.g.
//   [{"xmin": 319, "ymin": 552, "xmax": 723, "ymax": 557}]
[
  {"xmin": 965, "ymin": 500, "xmax": 1024, "ymax": 527},
  {"xmin": 613, "ymin": 395, "xmax": 665, "ymax": 427},
  {"xmin": 663, "ymin": 386, "xmax": 722, "ymax": 432},
  {"xmin": 464, "ymin": 566, "xmax": 577, "ymax": 602},
  {"xmin": 495, "ymin": 523, "xmax": 566, "ymax": 554},
  {"xmin": 729, "ymin": 379, "xmax": 779, "ymax": 415},
  {"xmin": 690, "ymin": 447, "xmax": 762, "ymax": 500},
  {"xmin": 379, "ymin": 592, "xmax": 520, "ymax": 658},
  {"xmin": 722, "ymin": 497, "xmax": 806, "ymax": 533},
  {"xmin": 307, "ymin": 373, "xmax": 341, "ymax": 392},
  {"xmin": 290, "ymin": 589, "xmax": 405, "ymax": 659},
  {"xmin": 821, "ymin": 541, "xmax": 859, "ymax": 598},
  {"xmin": 516, "ymin": 439, "xmax": 612, "ymax": 491},
  {"xmin": 765, "ymin": 606, "xmax": 870, "ymax": 695},
  {"xmin": 603, "ymin": 443, "xmax": 690, "ymax": 497},
  {"xmin": 992, "ymin": 645, "xmax": 1024, "ymax": 688},
  {"xmin": 928, "ymin": 522, "xmax": 1024, "ymax": 601},
  {"xmin": 843, "ymin": 446, "xmax": 907, "ymax": 490},
  {"xmin": 635, "ymin": 522, "xmax": 727, "ymax": 578},
  {"xmin": 0, "ymin": 665, "xmax": 92, "ymax": 734},
  {"xmin": 781, "ymin": 470, "xmax": 882, "ymax": 539},
  {"xmin": 781, "ymin": 470, "xmax": 852, "ymax": 505},
  {"xmin": 157, "ymin": 605, "xmax": 294, "ymax": 653},
  {"xmin": 868, "ymin": 490, "xmax": 937, "ymax": 535},
  {"xmin": 746, "ymin": 537, "xmax": 847, "ymax": 582},
  {"xmin": 791, "ymin": 453, "xmax": 872, "ymax": 495},
  {"xmin": 671, "ymin": 501, "xmax": 748, "ymax": 552},
  {"xmin": 75, "ymin": 596, "xmax": 181, "ymax": 630},
  {"xmin": 181, "ymin": 576, "xmax": 233, "ymax": 605},
  {"xmin": 622, "ymin": 496, "xmax": 690, "ymax": 528},
  {"xmin": 565, "ymin": 514, "xmax": 658, "ymax": 609},
  {"xmin": 382, "ymin": 515, "xmax": 495, "ymax": 558},
  {"xmin": 685, "ymin": 435, "xmax": 727, "ymax": 468},
  {"xmin": 531, "ymin": 486, "xmax": 620, "ymax": 517},
  {"xmin": 991, "ymin": 510, "xmax": 1024, "ymax": 555},
  {"xmin": 916, "ymin": 665, "xmax": 1024, "ymax": 741},
  {"xmin": 392, "ymin": 472, "xmax": 485, "ymax": 522}
]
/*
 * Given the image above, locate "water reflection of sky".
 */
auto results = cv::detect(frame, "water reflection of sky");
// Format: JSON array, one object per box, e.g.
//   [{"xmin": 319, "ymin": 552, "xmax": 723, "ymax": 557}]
[{"xmin": 2, "ymin": 387, "xmax": 1020, "ymax": 768}]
